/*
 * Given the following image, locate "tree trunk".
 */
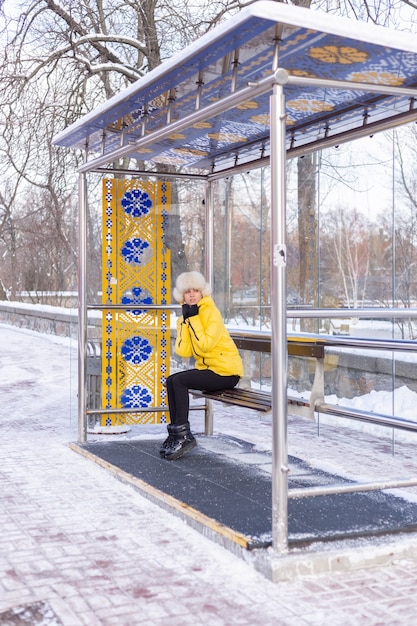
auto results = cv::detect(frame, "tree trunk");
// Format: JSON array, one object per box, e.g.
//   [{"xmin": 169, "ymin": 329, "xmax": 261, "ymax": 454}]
[{"xmin": 297, "ymin": 154, "xmax": 318, "ymax": 332}]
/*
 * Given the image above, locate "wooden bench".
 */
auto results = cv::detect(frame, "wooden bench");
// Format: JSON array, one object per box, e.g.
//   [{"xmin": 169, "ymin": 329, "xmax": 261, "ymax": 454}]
[
  {"xmin": 191, "ymin": 332, "xmax": 325, "ymax": 435},
  {"xmin": 191, "ymin": 387, "xmax": 273, "ymax": 412}
]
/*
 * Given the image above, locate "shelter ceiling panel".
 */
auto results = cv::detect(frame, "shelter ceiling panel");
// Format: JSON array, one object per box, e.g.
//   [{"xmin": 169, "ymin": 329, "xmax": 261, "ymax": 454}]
[{"xmin": 53, "ymin": 2, "xmax": 417, "ymax": 173}]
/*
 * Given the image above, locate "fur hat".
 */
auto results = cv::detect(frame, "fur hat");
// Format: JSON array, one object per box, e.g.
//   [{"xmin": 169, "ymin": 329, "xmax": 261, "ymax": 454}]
[{"xmin": 173, "ymin": 271, "xmax": 212, "ymax": 302}]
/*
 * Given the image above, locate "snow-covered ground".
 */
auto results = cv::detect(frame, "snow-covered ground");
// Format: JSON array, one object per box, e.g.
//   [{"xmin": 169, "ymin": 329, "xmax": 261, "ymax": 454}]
[{"xmin": 4, "ymin": 321, "xmax": 417, "ymax": 624}]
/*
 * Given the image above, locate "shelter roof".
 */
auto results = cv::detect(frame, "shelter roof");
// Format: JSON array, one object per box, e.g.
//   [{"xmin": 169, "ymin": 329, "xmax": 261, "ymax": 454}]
[{"xmin": 53, "ymin": 1, "xmax": 417, "ymax": 175}]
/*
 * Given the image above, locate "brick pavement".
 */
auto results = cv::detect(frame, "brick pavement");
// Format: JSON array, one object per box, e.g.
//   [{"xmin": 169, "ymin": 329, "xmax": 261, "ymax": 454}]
[{"xmin": 2, "ymin": 324, "xmax": 417, "ymax": 625}]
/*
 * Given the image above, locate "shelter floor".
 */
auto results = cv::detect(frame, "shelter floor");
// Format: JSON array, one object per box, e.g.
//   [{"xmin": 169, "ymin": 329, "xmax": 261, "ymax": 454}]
[{"xmin": 72, "ymin": 432, "xmax": 417, "ymax": 551}]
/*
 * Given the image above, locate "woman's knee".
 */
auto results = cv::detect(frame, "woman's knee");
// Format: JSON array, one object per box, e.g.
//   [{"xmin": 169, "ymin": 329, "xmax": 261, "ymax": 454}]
[{"xmin": 166, "ymin": 371, "xmax": 183, "ymax": 386}]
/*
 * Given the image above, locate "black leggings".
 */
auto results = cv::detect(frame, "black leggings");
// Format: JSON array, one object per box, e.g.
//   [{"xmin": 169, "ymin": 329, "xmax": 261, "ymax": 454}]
[{"xmin": 165, "ymin": 369, "xmax": 240, "ymax": 426}]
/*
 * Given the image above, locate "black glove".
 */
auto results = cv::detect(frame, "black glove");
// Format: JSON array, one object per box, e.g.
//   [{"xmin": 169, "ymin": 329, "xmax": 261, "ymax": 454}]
[{"xmin": 182, "ymin": 303, "xmax": 199, "ymax": 320}]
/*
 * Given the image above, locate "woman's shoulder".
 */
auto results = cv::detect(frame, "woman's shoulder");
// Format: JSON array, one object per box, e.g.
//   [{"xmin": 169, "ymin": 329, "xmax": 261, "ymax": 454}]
[
  {"xmin": 199, "ymin": 295, "xmax": 213, "ymax": 306},
  {"xmin": 199, "ymin": 296, "xmax": 221, "ymax": 316}
]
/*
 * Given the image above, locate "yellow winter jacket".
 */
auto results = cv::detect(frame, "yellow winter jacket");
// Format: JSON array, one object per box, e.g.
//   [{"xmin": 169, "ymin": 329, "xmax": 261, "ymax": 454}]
[{"xmin": 175, "ymin": 296, "xmax": 244, "ymax": 377}]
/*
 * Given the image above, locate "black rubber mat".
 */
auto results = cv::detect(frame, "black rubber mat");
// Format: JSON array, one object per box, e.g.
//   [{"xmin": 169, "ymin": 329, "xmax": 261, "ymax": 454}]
[{"xmin": 78, "ymin": 436, "xmax": 417, "ymax": 549}]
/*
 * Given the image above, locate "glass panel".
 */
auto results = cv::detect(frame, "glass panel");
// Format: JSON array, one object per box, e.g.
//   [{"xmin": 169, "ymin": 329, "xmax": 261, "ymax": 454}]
[
  {"xmin": 174, "ymin": 125, "xmax": 417, "ymax": 424},
  {"xmin": 211, "ymin": 169, "xmax": 270, "ymax": 331},
  {"xmin": 74, "ymin": 123, "xmax": 417, "ymax": 436}
]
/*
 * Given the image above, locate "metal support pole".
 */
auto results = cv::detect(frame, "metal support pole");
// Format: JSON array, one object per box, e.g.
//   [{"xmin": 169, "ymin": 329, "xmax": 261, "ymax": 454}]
[
  {"xmin": 270, "ymin": 71, "xmax": 289, "ymax": 554},
  {"xmin": 205, "ymin": 181, "xmax": 215, "ymax": 436},
  {"xmin": 205, "ymin": 181, "xmax": 214, "ymax": 286},
  {"xmin": 78, "ymin": 172, "xmax": 88, "ymax": 443}
]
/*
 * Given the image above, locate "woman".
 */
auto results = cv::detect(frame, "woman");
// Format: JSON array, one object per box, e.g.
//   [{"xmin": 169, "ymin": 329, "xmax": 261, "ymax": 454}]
[{"xmin": 161, "ymin": 271, "xmax": 244, "ymax": 461}]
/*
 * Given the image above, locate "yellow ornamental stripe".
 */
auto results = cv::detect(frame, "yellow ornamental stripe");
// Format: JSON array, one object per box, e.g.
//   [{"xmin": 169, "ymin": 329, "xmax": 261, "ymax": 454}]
[{"xmin": 101, "ymin": 179, "xmax": 171, "ymax": 426}]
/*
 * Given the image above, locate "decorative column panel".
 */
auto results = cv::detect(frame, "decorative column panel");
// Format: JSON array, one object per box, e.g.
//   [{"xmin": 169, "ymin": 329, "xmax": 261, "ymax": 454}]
[{"xmin": 102, "ymin": 179, "xmax": 171, "ymax": 426}]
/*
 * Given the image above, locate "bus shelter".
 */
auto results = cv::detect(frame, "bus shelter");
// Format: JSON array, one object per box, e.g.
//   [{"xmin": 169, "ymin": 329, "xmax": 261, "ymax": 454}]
[{"xmin": 53, "ymin": 1, "xmax": 417, "ymax": 556}]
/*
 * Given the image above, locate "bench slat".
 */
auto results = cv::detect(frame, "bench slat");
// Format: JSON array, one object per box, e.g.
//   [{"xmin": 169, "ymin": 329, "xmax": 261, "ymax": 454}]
[
  {"xmin": 191, "ymin": 387, "xmax": 311, "ymax": 412},
  {"xmin": 229, "ymin": 333, "xmax": 325, "ymax": 359},
  {"xmin": 191, "ymin": 388, "xmax": 272, "ymax": 412}
]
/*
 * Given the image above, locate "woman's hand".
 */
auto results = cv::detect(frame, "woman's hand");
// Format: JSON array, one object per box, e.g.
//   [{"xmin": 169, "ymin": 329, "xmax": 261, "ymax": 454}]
[{"xmin": 182, "ymin": 303, "xmax": 199, "ymax": 320}]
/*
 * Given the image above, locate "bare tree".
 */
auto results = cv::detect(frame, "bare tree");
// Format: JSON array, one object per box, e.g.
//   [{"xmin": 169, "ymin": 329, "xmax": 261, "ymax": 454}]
[
  {"xmin": 0, "ymin": 0, "xmax": 253, "ymax": 299},
  {"xmin": 321, "ymin": 206, "xmax": 372, "ymax": 308}
]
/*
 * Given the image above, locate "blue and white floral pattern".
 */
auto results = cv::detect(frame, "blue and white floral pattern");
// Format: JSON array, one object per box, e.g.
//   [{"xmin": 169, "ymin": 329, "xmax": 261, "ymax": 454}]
[
  {"xmin": 121, "ymin": 188, "xmax": 152, "ymax": 218},
  {"xmin": 121, "ymin": 335, "xmax": 152, "ymax": 365},
  {"xmin": 121, "ymin": 286, "xmax": 153, "ymax": 315},
  {"xmin": 120, "ymin": 384, "xmax": 152, "ymax": 408},
  {"xmin": 121, "ymin": 237, "xmax": 150, "ymax": 265}
]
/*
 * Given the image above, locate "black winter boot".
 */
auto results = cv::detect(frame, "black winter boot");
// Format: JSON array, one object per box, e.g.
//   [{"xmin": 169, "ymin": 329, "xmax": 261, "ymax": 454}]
[
  {"xmin": 159, "ymin": 424, "xmax": 176, "ymax": 457},
  {"xmin": 164, "ymin": 422, "xmax": 197, "ymax": 461}
]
